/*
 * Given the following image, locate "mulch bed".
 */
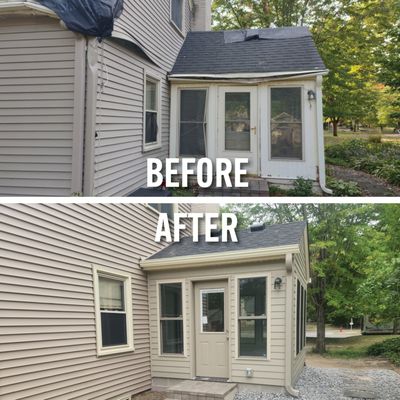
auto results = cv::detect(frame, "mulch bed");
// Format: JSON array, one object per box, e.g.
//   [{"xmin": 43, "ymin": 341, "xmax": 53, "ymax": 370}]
[{"xmin": 328, "ymin": 165, "xmax": 400, "ymax": 197}]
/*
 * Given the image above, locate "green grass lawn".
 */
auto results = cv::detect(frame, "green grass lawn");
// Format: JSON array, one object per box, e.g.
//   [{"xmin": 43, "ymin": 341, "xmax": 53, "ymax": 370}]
[
  {"xmin": 324, "ymin": 129, "xmax": 400, "ymax": 147},
  {"xmin": 308, "ymin": 335, "xmax": 399, "ymax": 359}
]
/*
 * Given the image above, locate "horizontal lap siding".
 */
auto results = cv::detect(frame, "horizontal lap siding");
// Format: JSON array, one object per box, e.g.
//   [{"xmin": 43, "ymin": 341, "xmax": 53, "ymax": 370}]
[
  {"xmin": 93, "ymin": 0, "xmax": 192, "ymax": 196},
  {"xmin": 0, "ymin": 16, "xmax": 76, "ymax": 196},
  {"xmin": 0, "ymin": 204, "xmax": 167, "ymax": 400},
  {"xmin": 148, "ymin": 261, "xmax": 287, "ymax": 387}
]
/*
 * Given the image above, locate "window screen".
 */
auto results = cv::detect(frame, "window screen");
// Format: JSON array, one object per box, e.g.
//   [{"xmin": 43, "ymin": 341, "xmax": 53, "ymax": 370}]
[
  {"xmin": 99, "ymin": 276, "xmax": 128, "ymax": 348},
  {"xmin": 271, "ymin": 87, "xmax": 303, "ymax": 160},
  {"xmin": 179, "ymin": 89, "xmax": 207, "ymax": 156},
  {"xmin": 296, "ymin": 280, "xmax": 307, "ymax": 355},
  {"xmin": 145, "ymin": 79, "xmax": 158, "ymax": 145},
  {"xmin": 171, "ymin": 0, "xmax": 183, "ymax": 30},
  {"xmin": 160, "ymin": 283, "xmax": 184, "ymax": 354},
  {"xmin": 238, "ymin": 277, "xmax": 267, "ymax": 357},
  {"xmin": 225, "ymin": 92, "xmax": 251, "ymax": 151}
]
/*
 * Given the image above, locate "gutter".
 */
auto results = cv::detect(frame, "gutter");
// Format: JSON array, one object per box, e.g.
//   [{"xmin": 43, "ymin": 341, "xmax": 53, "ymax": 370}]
[
  {"xmin": 141, "ymin": 244, "xmax": 300, "ymax": 272},
  {"xmin": 316, "ymin": 75, "xmax": 333, "ymax": 195},
  {"xmin": 284, "ymin": 253, "xmax": 300, "ymax": 398}
]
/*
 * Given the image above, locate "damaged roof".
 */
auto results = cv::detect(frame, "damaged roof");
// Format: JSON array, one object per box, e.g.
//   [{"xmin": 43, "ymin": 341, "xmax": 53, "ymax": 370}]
[
  {"xmin": 170, "ymin": 27, "xmax": 326, "ymax": 77},
  {"xmin": 149, "ymin": 221, "xmax": 307, "ymax": 260}
]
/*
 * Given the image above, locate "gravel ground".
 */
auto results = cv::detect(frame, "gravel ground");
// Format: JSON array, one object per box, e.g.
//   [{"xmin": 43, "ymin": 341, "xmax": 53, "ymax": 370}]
[{"xmin": 235, "ymin": 367, "xmax": 400, "ymax": 400}]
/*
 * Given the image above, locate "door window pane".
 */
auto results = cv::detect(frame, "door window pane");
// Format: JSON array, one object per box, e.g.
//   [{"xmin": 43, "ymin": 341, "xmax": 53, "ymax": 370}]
[
  {"xmin": 161, "ymin": 320, "xmax": 184, "ymax": 353},
  {"xmin": 180, "ymin": 90, "xmax": 207, "ymax": 156},
  {"xmin": 225, "ymin": 92, "xmax": 251, "ymax": 151},
  {"xmin": 239, "ymin": 319, "xmax": 267, "ymax": 357},
  {"xmin": 161, "ymin": 283, "xmax": 182, "ymax": 318},
  {"xmin": 99, "ymin": 277, "xmax": 124, "ymax": 311},
  {"xmin": 271, "ymin": 88, "xmax": 303, "ymax": 160},
  {"xmin": 201, "ymin": 290, "xmax": 224, "ymax": 333},
  {"xmin": 239, "ymin": 278, "xmax": 266, "ymax": 316}
]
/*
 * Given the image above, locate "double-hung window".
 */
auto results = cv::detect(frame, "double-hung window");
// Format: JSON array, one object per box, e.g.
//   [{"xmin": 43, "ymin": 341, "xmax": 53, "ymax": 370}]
[
  {"xmin": 238, "ymin": 277, "xmax": 268, "ymax": 357},
  {"xmin": 171, "ymin": 0, "xmax": 184, "ymax": 32},
  {"xmin": 93, "ymin": 266, "xmax": 134, "ymax": 356},
  {"xmin": 270, "ymin": 87, "xmax": 303, "ymax": 160},
  {"xmin": 296, "ymin": 280, "xmax": 307, "ymax": 355},
  {"xmin": 144, "ymin": 76, "xmax": 160, "ymax": 150},
  {"xmin": 159, "ymin": 282, "xmax": 184, "ymax": 354}
]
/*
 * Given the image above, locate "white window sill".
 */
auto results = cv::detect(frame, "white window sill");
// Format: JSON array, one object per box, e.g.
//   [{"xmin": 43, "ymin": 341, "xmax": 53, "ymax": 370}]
[
  {"xmin": 143, "ymin": 143, "xmax": 162, "ymax": 153},
  {"xmin": 97, "ymin": 345, "xmax": 135, "ymax": 357},
  {"xmin": 170, "ymin": 20, "xmax": 185, "ymax": 38},
  {"xmin": 157, "ymin": 353, "xmax": 187, "ymax": 358}
]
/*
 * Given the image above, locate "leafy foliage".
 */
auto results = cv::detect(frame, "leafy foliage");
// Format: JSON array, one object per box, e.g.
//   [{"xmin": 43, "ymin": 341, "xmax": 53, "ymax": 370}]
[
  {"xmin": 326, "ymin": 139, "xmax": 400, "ymax": 185},
  {"xmin": 287, "ymin": 177, "xmax": 314, "ymax": 196},
  {"xmin": 326, "ymin": 177, "xmax": 362, "ymax": 196},
  {"xmin": 367, "ymin": 337, "xmax": 400, "ymax": 366}
]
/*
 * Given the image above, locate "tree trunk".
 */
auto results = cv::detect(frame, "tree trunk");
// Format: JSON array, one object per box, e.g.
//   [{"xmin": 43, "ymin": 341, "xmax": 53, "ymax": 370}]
[{"xmin": 333, "ymin": 120, "xmax": 339, "ymax": 137}]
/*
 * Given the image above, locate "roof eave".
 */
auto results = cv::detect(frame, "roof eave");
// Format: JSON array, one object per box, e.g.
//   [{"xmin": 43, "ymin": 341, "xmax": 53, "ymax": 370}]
[
  {"xmin": 169, "ymin": 69, "xmax": 329, "ymax": 82},
  {"xmin": 0, "ymin": 2, "xmax": 57, "ymax": 18},
  {"xmin": 141, "ymin": 244, "xmax": 301, "ymax": 272}
]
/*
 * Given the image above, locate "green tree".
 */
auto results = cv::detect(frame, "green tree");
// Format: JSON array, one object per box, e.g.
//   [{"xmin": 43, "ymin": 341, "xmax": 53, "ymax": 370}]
[
  {"xmin": 222, "ymin": 203, "xmax": 375, "ymax": 353},
  {"xmin": 377, "ymin": 87, "xmax": 400, "ymax": 131}
]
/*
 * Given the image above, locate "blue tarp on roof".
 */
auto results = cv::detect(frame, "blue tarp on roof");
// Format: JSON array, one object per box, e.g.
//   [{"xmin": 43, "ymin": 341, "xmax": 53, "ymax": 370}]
[{"xmin": 36, "ymin": 0, "xmax": 124, "ymax": 39}]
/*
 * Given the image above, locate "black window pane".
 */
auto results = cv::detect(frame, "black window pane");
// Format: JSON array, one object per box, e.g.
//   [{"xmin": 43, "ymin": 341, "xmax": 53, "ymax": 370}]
[
  {"xmin": 146, "ymin": 111, "xmax": 158, "ymax": 144},
  {"xmin": 180, "ymin": 90, "xmax": 207, "ymax": 156},
  {"xmin": 171, "ymin": 0, "xmax": 183, "ymax": 30},
  {"xmin": 239, "ymin": 278, "xmax": 266, "ymax": 316},
  {"xmin": 161, "ymin": 283, "xmax": 182, "ymax": 318},
  {"xmin": 101, "ymin": 313, "xmax": 127, "ymax": 347},
  {"xmin": 161, "ymin": 320, "xmax": 184, "ymax": 353},
  {"xmin": 296, "ymin": 282, "xmax": 301, "ymax": 354},
  {"xmin": 239, "ymin": 319, "xmax": 267, "ymax": 357},
  {"xmin": 202, "ymin": 291, "xmax": 224, "ymax": 333}
]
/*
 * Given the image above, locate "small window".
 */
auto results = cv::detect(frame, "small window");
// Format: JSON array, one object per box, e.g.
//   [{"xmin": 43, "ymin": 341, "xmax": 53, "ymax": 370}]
[
  {"xmin": 144, "ymin": 76, "xmax": 160, "ymax": 150},
  {"xmin": 271, "ymin": 87, "xmax": 303, "ymax": 160},
  {"xmin": 149, "ymin": 204, "xmax": 175, "ymax": 220},
  {"xmin": 171, "ymin": 0, "xmax": 184, "ymax": 32},
  {"xmin": 160, "ymin": 283, "xmax": 184, "ymax": 354},
  {"xmin": 201, "ymin": 289, "xmax": 225, "ymax": 333},
  {"xmin": 238, "ymin": 277, "xmax": 267, "ymax": 357},
  {"xmin": 94, "ymin": 267, "xmax": 134, "ymax": 356},
  {"xmin": 179, "ymin": 89, "xmax": 207, "ymax": 156},
  {"xmin": 296, "ymin": 280, "xmax": 307, "ymax": 355}
]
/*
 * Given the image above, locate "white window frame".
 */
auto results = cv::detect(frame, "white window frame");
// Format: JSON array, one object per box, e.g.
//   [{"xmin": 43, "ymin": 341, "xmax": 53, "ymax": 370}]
[
  {"xmin": 268, "ymin": 85, "xmax": 305, "ymax": 162},
  {"xmin": 143, "ymin": 73, "xmax": 162, "ymax": 152},
  {"xmin": 235, "ymin": 273, "xmax": 271, "ymax": 360},
  {"xmin": 170, "ymin": 0, "xmax": 185, "ymax": 35},
  {"xmin": 156, "ymin": 279, "xmax": 187, "ymax": 357},
  {"xmin": 93, "ymin": 265, "xmax": 134, "ymax": 356}
]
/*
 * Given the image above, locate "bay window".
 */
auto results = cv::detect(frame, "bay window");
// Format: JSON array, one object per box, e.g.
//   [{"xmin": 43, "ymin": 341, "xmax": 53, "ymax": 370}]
[
  {"xmin": 160, "ymin": 282, "xmax": 184, "ymax": 354},
  {"xmin": 271, "ymin": 87, "xmax": 303, "ymax": 160},
  {"xmin": 238, "ymin": 277, "xmax": 268, "ymax": 357}
]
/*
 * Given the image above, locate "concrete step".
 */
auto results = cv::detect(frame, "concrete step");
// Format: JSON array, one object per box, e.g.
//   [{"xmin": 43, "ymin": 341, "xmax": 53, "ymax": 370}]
[{"xmin": 166, "ymin": 380, "xmax": 238, "ymax": 400}]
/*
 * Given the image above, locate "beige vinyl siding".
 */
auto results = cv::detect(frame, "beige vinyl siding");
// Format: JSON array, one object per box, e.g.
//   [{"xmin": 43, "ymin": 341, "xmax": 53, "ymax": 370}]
[
  {"xmin": 91, "ymin": 0, "xmax": 193, "ymax": 196},
  {"xmin": 148, "ymin": 260, "xmax": 288, "ymax": 387},
  {"xmin": 0, "ymin": 15, "xmax": 84, "ymax": 197},
  {"xmin": 0, "ymin": 204, "xmax": 168, "ymax": 400},
  {"xmin": 291, "ymin": 234, "xmax": 308, "ymax": 385}
]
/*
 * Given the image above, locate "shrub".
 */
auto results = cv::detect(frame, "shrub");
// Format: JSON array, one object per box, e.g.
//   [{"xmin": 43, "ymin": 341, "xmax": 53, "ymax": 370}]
[
  {"xmin": 287, "ymin": 177, "xmax": 314, "ymax": 197},
  {"xmin": 367, "ymin": 337, "xmax": 400, "ymax": 366},
  {"xmin": 326, "ymin": 139, "xmax": 400, "ymax": 187},
  {"xmin": 327, "ymin": 178, "xmax": 362, "ymax": 197}
]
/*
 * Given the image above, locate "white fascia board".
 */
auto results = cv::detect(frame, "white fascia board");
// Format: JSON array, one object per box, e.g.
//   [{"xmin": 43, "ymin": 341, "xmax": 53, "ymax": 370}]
[
  {"xmin": 0, "ymin": 2, "xmax": 57, "ymax": 17},
  {"xmin": 141, "ymin": 244, "xmax": 300, "ymax": 272},
  {"xmin": 169, "ymin": 69, "xmax": 329, "ymax": 81}
]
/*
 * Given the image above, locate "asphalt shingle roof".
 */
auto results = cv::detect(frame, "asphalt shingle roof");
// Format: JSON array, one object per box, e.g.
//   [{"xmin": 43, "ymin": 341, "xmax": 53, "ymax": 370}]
[
  {"xmin": 149, "ymin": 221, "xmax": 306, "ymax": 260},
  {"xmin": 170, "ymin": 27, "xmax": 326, "ymax": 76}
]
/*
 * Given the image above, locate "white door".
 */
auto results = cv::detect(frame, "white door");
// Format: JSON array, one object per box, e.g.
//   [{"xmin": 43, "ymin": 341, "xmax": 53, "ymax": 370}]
[
  {"xmin": 218, "ymin": 87, "xmax": 258, "ymax": 175},
  {"xmin": 195, "ymin": 281, "xmax": 229, "ymax": 379}
]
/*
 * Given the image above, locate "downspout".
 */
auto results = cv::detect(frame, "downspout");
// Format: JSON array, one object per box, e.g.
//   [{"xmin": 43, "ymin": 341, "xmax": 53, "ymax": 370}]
[
  {"xmin": 316, "ymin": 75, "xmax": 333, "ymax": 195},
  {"xmin": 285, "ymin": 253, "xmax": 300, "ymax": 398},
  {"xmin": 83, "ymin": 37, "xmax": 99, "ymax": 196}
]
